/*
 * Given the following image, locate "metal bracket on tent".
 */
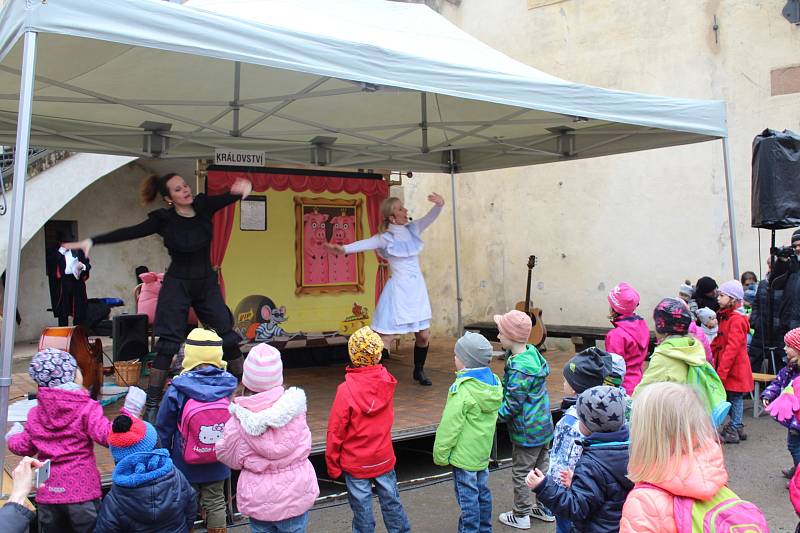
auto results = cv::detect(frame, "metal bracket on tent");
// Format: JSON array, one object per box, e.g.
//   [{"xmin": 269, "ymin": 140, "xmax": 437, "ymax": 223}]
[
  {"xmin": 140, "ymin": 121, "xmax": 172, "ymax": 157},
  {"xmin": 310, "ymin": 136, "xmax": 337, "ymax": 166},
  {"xmin": 443, "ymin": 149, "xmax": 460, "ymax": 173},
  {"xmin": 547, "ymin": 127, "xmax": 575, "ymax": 157},
  {"xmin": 784, "ymin": 0, "xmax": 800, "ymax": 24}
]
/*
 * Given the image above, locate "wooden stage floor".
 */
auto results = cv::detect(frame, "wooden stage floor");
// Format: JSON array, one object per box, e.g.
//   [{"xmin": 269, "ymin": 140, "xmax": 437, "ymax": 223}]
[{"xmin": 4, "ymin": 336, "xmax": 571, "ymax": 484}]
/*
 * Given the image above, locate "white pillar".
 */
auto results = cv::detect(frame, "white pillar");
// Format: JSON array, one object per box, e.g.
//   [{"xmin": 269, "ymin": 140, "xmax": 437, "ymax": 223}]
[
  {"xmin": 449, "ymin": 150, "xmax": 463, "ymax": 335},
  {"xmin": 721, "ymin": 137, "xmax": 741, "ymax": 279}
]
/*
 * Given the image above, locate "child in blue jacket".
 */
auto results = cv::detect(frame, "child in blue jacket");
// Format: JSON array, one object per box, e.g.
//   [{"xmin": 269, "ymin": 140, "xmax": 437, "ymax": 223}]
[
  {"xmin": 527, "ymin": 386, "xmax": 633, "ymax": 533},
  {"xmin": 156, "ymin": 328, "xmax": 237, "ymax": 533}
]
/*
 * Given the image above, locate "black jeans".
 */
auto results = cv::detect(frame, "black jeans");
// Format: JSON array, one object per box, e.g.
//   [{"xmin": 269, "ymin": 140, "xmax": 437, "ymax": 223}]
[
  {"xmin": 37, "ymin": 499, "xmax": 100, "ymax": 533},
  {"xmin": 152, "ymin": 273, "xmax": 240, "ymax": 370}
]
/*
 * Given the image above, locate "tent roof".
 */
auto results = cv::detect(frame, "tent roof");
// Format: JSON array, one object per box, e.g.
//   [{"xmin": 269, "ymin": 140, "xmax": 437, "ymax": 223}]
[{"xmin": 0, "ymin": 0, "xmax": 727, "ymax": 173}]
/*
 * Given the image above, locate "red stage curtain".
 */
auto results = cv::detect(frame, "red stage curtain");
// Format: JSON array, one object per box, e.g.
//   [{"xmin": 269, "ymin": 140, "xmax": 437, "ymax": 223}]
[{"xmin": 206, "ymin": 170, "xmax": 389, "ymax": 302}]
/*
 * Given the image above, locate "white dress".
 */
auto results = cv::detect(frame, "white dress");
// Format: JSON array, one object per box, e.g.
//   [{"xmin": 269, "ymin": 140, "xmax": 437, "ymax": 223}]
[{"xmin": 343, "ymin": 205, "xmax": 441, "ymax": 335}]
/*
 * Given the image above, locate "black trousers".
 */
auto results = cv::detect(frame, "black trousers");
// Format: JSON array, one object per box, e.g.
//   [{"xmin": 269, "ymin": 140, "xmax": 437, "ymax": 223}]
[
  {"xmin": 55, "ymin": 276, "xmax": 87, "ymax": 327},
  {"xmin": 152, "ymin": 273, "xmax": 240, "ymax": 370}
]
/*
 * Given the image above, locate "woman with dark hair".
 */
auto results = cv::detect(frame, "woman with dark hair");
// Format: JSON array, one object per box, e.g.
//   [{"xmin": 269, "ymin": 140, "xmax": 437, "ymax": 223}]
[
  {"xmin": 65, "ymin": 172, "xmax": 252, "ymax": 420},
  {"xmin": 692, "ymin": 276, "xmax": 719, "ymax": 314}
]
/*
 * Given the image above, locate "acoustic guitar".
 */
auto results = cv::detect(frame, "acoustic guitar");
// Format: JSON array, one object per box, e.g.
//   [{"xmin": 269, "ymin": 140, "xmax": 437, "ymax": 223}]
[
  {"xmin": 514, "ymin": 255, "xmax": 547, "ymax": 348},
  {"xmin": 39, "ymin": 326, "xmax": 104, "ymax": 399}
]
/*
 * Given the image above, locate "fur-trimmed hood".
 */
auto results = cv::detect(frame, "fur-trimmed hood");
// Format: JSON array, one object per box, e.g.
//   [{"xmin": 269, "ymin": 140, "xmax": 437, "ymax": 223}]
[{"xmin": 229, "ymin": 387, "xmax": 307, "ymax": 436}]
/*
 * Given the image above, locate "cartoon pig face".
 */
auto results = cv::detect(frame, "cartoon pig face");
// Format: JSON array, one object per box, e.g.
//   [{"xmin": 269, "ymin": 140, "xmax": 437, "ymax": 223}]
[
  {"xmin": 303, "ymin": 212, "xmax": 329, "ymax": 245},
  {"xmin": 329, "ymin": 215, "xmax": 355, "ymax": 245},
  {"xmin": 198, "ymin": 423, "xmax": 225, "ymax": 444}
]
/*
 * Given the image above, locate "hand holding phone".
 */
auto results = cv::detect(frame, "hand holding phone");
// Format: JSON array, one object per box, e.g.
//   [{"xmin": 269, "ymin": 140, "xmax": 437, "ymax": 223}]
[{"xmin": 34, "ymin": 459, "xmax": 51, "ymax": 487}]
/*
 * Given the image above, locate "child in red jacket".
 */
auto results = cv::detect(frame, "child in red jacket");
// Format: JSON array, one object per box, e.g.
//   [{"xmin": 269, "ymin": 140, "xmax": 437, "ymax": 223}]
[
  {"xmin": 325, "ymin": 326, "xmax": 411, "ymax": 533},
  {"xmin": 713, "ymin": 280, "xmax": 753, "ymax": 444}
]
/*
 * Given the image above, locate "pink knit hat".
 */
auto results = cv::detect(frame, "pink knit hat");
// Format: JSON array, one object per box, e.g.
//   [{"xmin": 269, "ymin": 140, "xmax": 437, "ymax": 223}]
[
  {"xmin": 785, "ymin": 328, "xmax": 800, "ymax": 353},
  {"xmin": 493, "ymin": 310, "xmax": 532, "ymax": 344},
  {"xmin": 242, "ymin": 343, "xmax": 283, "ymax": 393},
  {"xmin": 608, "ymin": 282, "xmax": 640, "ymax": 315},
  {"xmin": 718, "ymin": 279, "xmax": 744, "ymax": 301}
]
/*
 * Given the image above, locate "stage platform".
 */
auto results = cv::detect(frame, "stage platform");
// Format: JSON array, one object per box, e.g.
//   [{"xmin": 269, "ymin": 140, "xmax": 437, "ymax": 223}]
[{"xmin": 4, "ymin": 336, "xmax": 570, "ymax": 486}]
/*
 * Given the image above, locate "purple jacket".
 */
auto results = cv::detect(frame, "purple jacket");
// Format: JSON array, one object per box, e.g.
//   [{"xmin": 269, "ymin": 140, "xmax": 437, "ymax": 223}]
[
  {"xmin": 689, "ymin": 322, "xmax": 713, "ymax": 363},
  {"xmin": 605, "ymin": 314, "xmax": 650, "ymax": 395},
  {"xmin": 761, "ymin": 363, "xmax": 800, "ymax": 431},
  {"xmin": 7, "ymin": 387, "xmax": 111, "ymax": 504},
  {"xmin": 216, "ymin": 387, "xmax": 319, "ymax": 522}
]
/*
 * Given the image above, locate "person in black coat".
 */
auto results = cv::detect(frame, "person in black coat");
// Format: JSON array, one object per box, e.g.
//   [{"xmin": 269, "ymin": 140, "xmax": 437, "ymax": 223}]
[
  {"xmin": 63, "ymin": 173, "xmax": 252, "ymax": 421},
  {"xmin": 46, "ymin": 230, "xmax": 91, "ymax": 326},
  {"xmin": 749, "ymin": 256, "xmax": 792, "ymax": 373},
  {"xmin": 527, "ymin": 386, "xmax": 632, "ymax": 533},
  {"xmin": 95, "ymin": 415, "xmax": 197, "ymax": 533}
]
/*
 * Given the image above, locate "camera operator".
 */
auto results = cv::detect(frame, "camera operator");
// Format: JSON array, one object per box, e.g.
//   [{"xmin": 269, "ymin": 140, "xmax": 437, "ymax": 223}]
[
  {"xmin": 749, "ymin": 254, "xmax": 791, "ymax": 373},
  {"xmin": 780, "ymin": 230, "xmax": 800, "ymax": 332}
]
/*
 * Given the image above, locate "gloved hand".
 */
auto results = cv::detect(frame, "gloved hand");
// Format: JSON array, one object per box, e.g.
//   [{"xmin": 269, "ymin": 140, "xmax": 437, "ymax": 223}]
[
  {"xmin": 123, "ymin": 386, "xmax": 147, "ymax": 418},
  {"xmin": 5, "ymin": 422, "xmax": 24, "ymax": 441}
]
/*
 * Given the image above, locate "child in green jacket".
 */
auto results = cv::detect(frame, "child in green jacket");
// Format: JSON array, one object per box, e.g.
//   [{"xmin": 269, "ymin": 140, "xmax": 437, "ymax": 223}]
[
  {"xmin": 494, "ymin": 310, "xmax": 555, "ymax": 528},
  {"xmin": 434, "ymin": 331, "xmax": 503, "ymax": 533}
]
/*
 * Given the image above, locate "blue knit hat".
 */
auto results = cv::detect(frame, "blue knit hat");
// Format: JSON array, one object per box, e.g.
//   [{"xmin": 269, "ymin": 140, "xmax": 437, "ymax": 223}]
[{"xmin": 108, "ymin": 415, "xmax": 158, "ymax": 463}]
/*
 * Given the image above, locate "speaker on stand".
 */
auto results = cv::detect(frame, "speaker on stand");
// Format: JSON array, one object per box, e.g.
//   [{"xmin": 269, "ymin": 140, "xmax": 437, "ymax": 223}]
[
  {"xmin": 112, "ymin": 314, "xmax": 149, "ymax": 362},
  {"xmin": 751, "ymin": 128, "xmax": 800, "ymax": 373}
]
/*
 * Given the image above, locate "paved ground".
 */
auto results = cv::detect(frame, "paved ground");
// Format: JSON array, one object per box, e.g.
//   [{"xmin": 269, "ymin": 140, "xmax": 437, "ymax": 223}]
[{"xmin": 225, "ymin": 407, "xmax": 797, "ymax": 532}]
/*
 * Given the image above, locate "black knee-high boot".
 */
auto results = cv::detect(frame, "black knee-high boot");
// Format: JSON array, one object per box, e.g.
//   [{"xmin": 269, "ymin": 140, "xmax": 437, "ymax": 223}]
[
  {"xmin": 143, "ymin": 367, "xmax": 169, "ymax": 423},
  {"xmin": 226, "ymin": 356, "xmax": 244, "ymax": 382},
  {"xmin": 381, "ymin": 348, "xmax": 390, "ymax": 362},
  {"xmin": 413, "ymin": 345, "xmax": 432, "ymax": 386}
]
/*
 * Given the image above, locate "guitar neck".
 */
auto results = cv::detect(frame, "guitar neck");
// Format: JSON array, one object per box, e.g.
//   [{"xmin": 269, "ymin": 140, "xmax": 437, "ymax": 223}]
[{"xmin": 524, "ymin": 268, "xmax": 533, "ymax": 310}]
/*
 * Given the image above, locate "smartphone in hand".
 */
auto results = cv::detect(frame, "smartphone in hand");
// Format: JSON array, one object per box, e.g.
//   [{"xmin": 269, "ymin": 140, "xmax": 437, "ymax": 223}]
[{"xmin": 35, "ymin": 459, "xmax": 50, "ymax": 487}]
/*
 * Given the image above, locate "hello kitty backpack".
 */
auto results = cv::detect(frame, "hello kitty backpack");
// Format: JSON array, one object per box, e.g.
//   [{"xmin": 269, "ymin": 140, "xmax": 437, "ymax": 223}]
[{"xmin": 178, "ymin": 397, "xmax": 231, "ymax": 464}]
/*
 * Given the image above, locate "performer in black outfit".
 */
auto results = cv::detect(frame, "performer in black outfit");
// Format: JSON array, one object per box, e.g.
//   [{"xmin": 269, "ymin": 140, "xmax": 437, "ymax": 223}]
[
  {"xmin": 65, "ymin": 173, "xmax": 252, "ymax": 420},
  {"xmin": 46, "ymin": 230, "xmax": 91, "ymax": 326}
]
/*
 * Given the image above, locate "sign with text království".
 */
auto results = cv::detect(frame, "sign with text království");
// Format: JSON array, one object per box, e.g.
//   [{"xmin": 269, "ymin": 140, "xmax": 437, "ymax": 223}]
[{"xmin": 214, "ymin": 149, "xmax": 267, "ymax": 166}]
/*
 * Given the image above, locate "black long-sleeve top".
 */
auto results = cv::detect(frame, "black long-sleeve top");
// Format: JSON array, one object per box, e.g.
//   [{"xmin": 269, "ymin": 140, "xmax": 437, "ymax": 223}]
[{"xmin": 92, "ymin": 193, "xmax": 240, "ymax": 279}]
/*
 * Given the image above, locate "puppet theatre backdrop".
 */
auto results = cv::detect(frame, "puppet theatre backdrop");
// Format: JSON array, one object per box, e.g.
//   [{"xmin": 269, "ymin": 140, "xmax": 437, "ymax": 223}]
[{"xmin": 207, "ymin": 169, "xmax": 389, "ymax": 342}]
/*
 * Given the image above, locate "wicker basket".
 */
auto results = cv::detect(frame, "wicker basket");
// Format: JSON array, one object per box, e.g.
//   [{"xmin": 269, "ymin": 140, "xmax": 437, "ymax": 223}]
[{"xmin": 114, "ymin": 360, "xmax": 142, "ymax": 387}]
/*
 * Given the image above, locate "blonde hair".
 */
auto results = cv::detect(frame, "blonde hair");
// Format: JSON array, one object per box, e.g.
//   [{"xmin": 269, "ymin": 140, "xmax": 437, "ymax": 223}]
[
  {"xmin": 379, "ymin": 197, "xmax": 401, "ymax": 233},
  {"xmin": 628, "ymin": 382, "xmax": 718, "ymax": 483}
]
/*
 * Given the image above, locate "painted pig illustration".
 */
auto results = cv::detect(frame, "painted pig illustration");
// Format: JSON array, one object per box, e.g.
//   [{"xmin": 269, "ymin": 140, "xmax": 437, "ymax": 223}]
[
  {"xmin": 303, "ymin": 211, "xmax": 329, "ymax": 284},
  {"xmin": 328, "ymin": 214, "xmax": 356, "ymax": 283}
]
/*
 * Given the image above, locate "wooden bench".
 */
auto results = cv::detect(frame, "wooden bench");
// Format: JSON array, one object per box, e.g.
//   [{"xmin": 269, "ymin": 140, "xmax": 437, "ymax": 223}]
[
  {"xmin": 752, "ymin": 372, "xmax": 777, "ymax": 418},
  {"xmin": 464, "ymin": 322, "xmax": 657, "ymax": 353}
]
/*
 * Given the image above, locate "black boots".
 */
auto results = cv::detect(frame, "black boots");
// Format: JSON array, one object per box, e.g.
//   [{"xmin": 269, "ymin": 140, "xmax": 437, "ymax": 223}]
[
  {"xmin": 143, "ymin": 367, "xmax": 169, "ymax": 423},
  {"xmin": 413, "ymin": 345, "xmax": 432, "ymax": 386},
  {"xmin": 226, "ymin": 356, "xmax": 244, "ymax": 382}
]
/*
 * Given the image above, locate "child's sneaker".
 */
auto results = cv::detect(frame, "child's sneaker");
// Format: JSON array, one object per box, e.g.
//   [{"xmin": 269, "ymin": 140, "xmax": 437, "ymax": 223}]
[
  {"xmin": 782, "ymin": 466, "xmax": 796, "ymax": 479},
  {"xmin": 735, "ymin": 425, "xmax": 747, "ymax": 441},
  {"xmin": 720, "ymin": 424, "xmax": 740, "ymax": 444},
  {"xmin": 530, "ymin": 505, "xmax": 556, "ymax": 522},
  {"xmin": 498, "ymin": 511, "xmax": 530, "ymax": 529}
]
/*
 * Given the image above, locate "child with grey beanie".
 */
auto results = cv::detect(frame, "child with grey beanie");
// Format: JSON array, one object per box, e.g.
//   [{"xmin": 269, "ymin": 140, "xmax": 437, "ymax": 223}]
[
  {"xmin": 526, "ymin": 385, "xmax": 633, "ymax": 533},
  {"xmin": 697, "ymin": 307, "xmax": 719, "ymax": 343}
]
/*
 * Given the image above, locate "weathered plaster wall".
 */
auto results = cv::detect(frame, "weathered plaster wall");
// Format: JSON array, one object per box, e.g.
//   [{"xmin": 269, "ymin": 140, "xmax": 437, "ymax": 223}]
[
  {"xmin": 407, "ymin": 0, "xmax": 800, "ymax": 335},
  {"xmin": 15, "ymin": 164, "xmax": 169, "ymax": 341}
]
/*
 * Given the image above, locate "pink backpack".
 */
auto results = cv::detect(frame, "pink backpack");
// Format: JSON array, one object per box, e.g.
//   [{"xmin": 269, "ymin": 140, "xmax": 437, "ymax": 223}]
[
  {"xmin": 178, "ymin": 397, "xmax": 231, "ymax": 464},
  {"xmin": 640, "ymin": 483, "xmax": 769, "ymax": 532}
]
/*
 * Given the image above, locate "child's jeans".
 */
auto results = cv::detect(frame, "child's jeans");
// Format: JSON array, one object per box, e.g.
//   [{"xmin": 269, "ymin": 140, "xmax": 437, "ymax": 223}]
[
  {"xmin": 726, "ymin": 391, "xmax": 744, "ymax": 429},
  {"xmin": 452, "ymin": 467, "xmax": 492, "ymax": 533},
  {"xmin": 556, "ymin": 517, "xmax": 573, "ymax": 533},
  {"xmin": 38, "ymin": 499, "xmax": 101, "ymax": 533},
  {"xmin": 344, "ymin": 469, "xmax": 411, "ymax": 533},
  {"xmin": 192, "ymin": 480, "xmax": 227, "ymax": 529},
  {"xmin": 789, "ymin": 429, "xmax": 800, "ymax": 466},
  {"xmin": 250, "ymin": 512, "xmax": 308, "ymax": 533},
  {"xmin": 511, "ymin": 442, "xmax": 549, "ymax": 517}
]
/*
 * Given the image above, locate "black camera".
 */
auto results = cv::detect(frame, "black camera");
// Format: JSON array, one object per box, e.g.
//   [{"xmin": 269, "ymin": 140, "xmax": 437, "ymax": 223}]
[{"xmin": 771, "ymin": 246, "xmax": 796, "ymax": 259}]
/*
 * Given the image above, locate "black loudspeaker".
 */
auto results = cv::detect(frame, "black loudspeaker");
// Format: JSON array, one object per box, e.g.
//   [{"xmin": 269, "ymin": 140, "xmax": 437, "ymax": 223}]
[
  {"xmin": 113, "ymin": 314, "xmax": 149, "ymax": 362},
  {"xmin": 752, "ymin": 128, "xmax": 800, "ymax": 229}
]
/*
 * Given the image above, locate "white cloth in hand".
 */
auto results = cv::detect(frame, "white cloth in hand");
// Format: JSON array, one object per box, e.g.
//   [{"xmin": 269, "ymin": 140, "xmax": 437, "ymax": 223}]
[
  {"xmin": 123, "ymin": 386, "xmax": 146, "ymax": 418},
  {"xmin": 5, "ymin": 422, "xmax": 24, "ymax": 441}
]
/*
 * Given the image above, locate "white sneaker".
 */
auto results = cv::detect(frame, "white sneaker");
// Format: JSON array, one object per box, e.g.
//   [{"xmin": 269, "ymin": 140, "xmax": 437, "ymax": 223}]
[
  {"xmin": 530, "ymin": 505, "xmax": 556, "ymax": 523},
  {"xmin": 498, "ymin": 511, "xmax": 531, "ymax": 530}
]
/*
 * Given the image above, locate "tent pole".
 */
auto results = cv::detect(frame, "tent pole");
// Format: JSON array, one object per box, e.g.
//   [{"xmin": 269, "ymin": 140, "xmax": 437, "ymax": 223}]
[
  {"xmin": 449, "ymin": 149, "xmax": 464, "ymax": 335},
  {"xmin": 721, "ymin": 137, "xmax": 740, "ymax": 279},
  {"xmin": 0, "ymin": 31, "xmax": 37, "ymax": 494}
]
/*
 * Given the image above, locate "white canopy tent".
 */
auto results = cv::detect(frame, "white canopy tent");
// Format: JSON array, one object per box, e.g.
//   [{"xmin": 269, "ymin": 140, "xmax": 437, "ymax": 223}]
[{"xmin": 0, "ymin": 0, "xmax": 738, "ymax": 480}]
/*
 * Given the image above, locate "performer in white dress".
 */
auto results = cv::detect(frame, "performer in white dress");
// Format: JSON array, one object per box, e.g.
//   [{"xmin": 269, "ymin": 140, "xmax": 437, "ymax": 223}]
[{"xmin": 326, "ymin": 192, "xmax": 444, "ymax": 385}]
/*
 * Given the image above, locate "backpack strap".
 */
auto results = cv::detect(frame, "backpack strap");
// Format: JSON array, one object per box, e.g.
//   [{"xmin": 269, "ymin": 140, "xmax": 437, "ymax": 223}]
[{"xmin": 635, "ymin": 482, "xmax": 691, "ymax": 533}]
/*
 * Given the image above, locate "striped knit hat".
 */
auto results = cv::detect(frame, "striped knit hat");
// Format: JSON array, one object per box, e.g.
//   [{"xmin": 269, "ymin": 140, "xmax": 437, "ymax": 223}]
[
  {"xmin": 243, "ymin": 343, "xmax": 283, "ymax": 392},
  {"xmin": 786, "ymin": 328, "xmax": 800, "ymax": 353},
  {"xmin": 182, "ymin": 328, "xmax": 227, "ymax": 372}
]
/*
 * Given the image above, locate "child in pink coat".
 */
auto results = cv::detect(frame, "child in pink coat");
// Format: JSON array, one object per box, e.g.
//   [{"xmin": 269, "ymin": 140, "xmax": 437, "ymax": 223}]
[
  {"xmin": 605, "ymin": 283, "xmax": 651, "ymax": 395},
  {"xmin": 216, "ymin": 343, "xmax": 319, "ymax": 533},
  {"xmin": 6, "ymin": 348, "xmax": 143, "ymax": 533}
]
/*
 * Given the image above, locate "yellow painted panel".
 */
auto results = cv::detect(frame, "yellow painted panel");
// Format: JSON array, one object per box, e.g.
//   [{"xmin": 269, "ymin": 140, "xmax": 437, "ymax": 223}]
[{"xmin": 222, "ymin": 189, "xmax": 378, "ymax": 336}]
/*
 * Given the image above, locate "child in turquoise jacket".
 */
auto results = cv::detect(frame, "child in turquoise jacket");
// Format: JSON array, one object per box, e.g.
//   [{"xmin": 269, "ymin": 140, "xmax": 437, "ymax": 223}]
[
  {"xmin": 434, "ymin": 332, "xmax": 502, "ymax": 533},
  {"xmin": 494, "ymin": 310, "xmax": 555, "ymax": 528}
]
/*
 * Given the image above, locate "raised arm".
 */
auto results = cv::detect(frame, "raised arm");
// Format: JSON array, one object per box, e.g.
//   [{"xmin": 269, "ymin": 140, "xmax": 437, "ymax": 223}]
[
  {"xmin": 341, "ymin": 234, "xmax": 385, "ymax": 254},
  {"xmin": 91, "ymin": 217, "xmax": 160, "ymax": 246},
  {"xmin": 412, "ymin": 204, "xmax": 443, "ymax": 233}
]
